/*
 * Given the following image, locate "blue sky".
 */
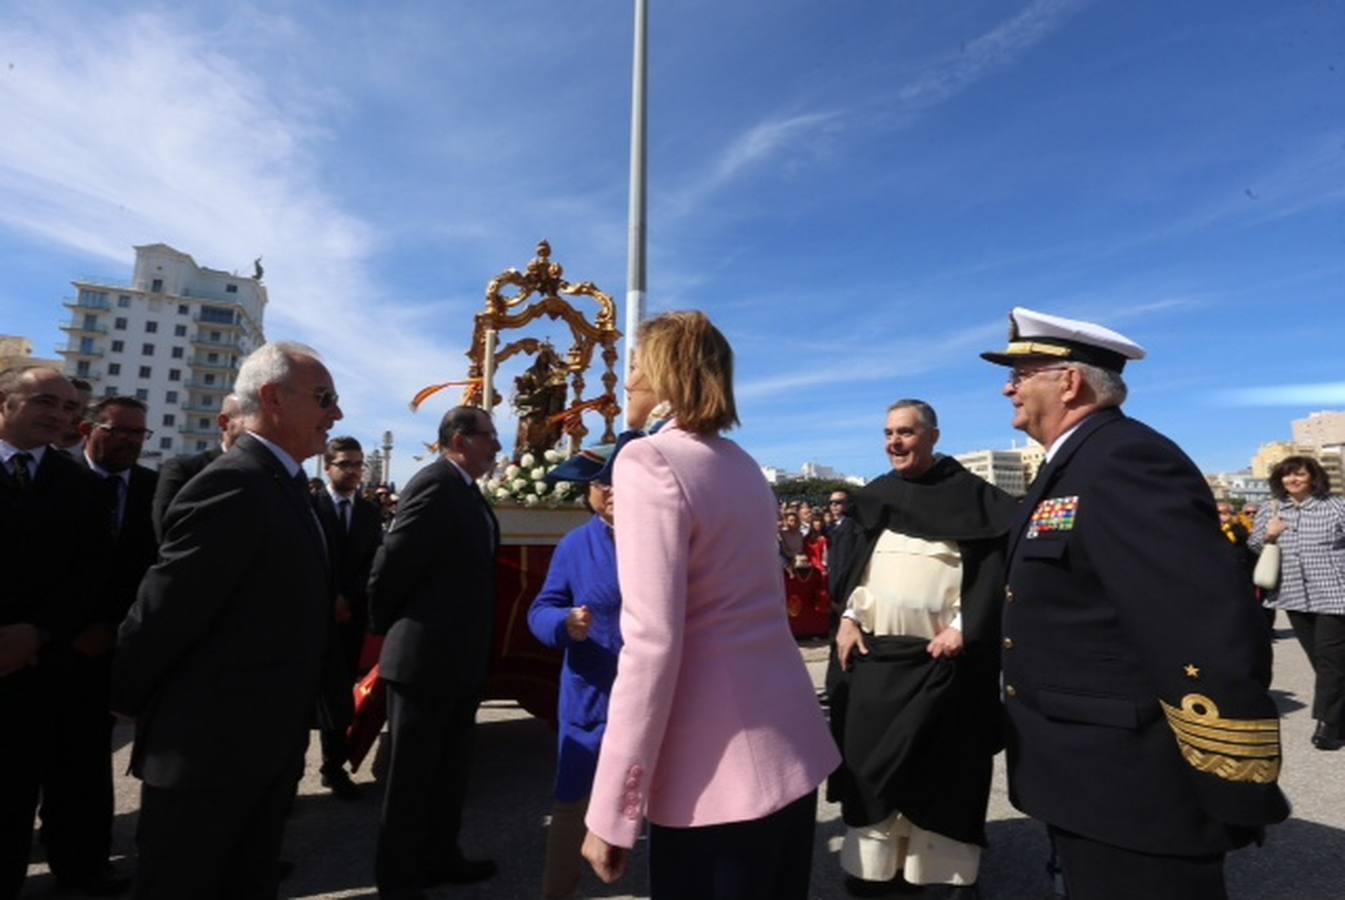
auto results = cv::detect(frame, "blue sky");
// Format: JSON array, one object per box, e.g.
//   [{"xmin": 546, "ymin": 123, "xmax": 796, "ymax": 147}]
[{"xmin": 2, "ymin": 0, "xmax": 1342, "ymax": 485}]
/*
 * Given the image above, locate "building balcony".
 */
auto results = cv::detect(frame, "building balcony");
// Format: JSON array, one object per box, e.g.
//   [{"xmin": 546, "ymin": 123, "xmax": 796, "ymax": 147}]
[
  {"xmin": 191, "ymin": 313, "xmax": 244, "ymax": 330},
  {"xmin": 189, "ymin": 334, "xmax": 243, "ymax": 350},
  {"xmin": 178, "ymin": 420, "xmax": 218, "ymax": 437},
  {"xmin": 63, "ymin": 295, "xmax": 112, "ymax": 312},
  {"xmin": 187, "ymin": 359, "xmax": 239, "ymax": 374},
  {"xmin": 183, "ymin": 379, "xmax": 227, "ymax": 391},
  {"xmin": 56, "ymin": 345, "xmax": 105, "ymax": 359},
  {"xmin": 60, "ymin": 321, "xmax": 109, "ymax": 335},
  {"xmin": 179, "ymin": 402, "xmax": 221, "ymax": 414}
]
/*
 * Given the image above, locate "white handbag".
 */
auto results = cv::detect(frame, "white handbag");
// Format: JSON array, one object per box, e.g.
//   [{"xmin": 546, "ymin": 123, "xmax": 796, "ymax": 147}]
[{"xmin": 1252, "ymin": 501, "xmax": 1281, "ymax": 590}]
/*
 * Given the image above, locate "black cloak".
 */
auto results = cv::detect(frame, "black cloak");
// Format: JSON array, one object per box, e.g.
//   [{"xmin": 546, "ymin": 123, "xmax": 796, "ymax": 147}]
[{"xmin": 826, "ymin": 456, "xmax": 1018, "ymax": 845}]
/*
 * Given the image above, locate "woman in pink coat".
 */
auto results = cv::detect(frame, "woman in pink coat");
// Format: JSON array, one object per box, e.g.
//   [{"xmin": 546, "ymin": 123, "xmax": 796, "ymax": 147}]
[{"xmin": 581, "ymin": 311, "xmax": 840, "ymax": 899}]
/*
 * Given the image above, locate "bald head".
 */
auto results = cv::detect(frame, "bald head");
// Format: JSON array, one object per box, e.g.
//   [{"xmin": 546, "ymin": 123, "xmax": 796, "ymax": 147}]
[{"xmin": 0, "ymin": 366, "xmax": 80, "ymax": 450}]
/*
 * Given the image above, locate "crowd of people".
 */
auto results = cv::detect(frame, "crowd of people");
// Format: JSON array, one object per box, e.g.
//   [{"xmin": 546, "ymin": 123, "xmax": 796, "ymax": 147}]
[{"xmin": 2, "ymin": 303, "xmax": 1336, "ymax": 900}]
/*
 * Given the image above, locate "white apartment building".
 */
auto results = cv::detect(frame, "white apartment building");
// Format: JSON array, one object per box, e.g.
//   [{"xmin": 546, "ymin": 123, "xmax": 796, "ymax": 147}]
[
  {"xmin": 57, "ymin": 244, "xmax": 266, "ymax": 466},
  {"xmin": 956, "ymin": 449, "xmax": 1029, "ymax": 496}
]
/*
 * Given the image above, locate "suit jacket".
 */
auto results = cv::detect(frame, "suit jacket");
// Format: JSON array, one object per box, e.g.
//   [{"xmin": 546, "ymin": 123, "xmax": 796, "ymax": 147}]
[
  {"xmin": 314, "ymin": 490, "xmax": 383, "ymax": 629},
  {"xmin": 585, "ymin": 425, "xmax": 840, "ymax": 848},
  {"xmin": 0, "ymin": 449, "xmax": 108, "ymax": 644},
  {"xmin": 112, "ymin": 434, "xmax": 336, "ymax": 789},
  {"xmin": 1002, "ymin": 408, "xmax": 1289, "ymax": 855},
  {"xmin": 151, "ymin": 446, "xmax": 222, "ymax": 542},
  {"xmin": 76, "ymin": 458, "xmax": 159, "ymax": 626},
  {"xmin": 367, "ymin": 456, "xmax": 499, "ymax": 694}
]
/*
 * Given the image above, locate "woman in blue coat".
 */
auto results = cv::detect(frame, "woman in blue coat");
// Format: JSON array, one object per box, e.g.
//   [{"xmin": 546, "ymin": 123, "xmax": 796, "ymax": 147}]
[{"xmin": 528, "ymin": 438, "xmax": 633, "ymax": 899}]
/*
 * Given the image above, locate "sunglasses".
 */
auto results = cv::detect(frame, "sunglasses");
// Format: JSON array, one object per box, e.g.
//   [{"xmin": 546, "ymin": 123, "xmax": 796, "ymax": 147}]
[{"xmin": 311, "ymin": 387, "xmax": 340, "ymax": 409}]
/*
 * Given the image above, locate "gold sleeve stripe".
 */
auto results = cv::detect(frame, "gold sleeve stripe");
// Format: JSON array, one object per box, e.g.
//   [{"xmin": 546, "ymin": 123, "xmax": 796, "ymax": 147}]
[
  {"xmin": 1004, "ymin": 341, "xmax": 1073, "ymax": 358},
  {"xmin": 1160, "ymin": 694, "xmax": 1282, "ymax": 785}
]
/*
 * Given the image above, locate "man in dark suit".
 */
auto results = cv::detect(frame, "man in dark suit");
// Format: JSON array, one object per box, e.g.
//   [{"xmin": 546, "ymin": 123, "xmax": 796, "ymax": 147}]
[
  {"xmin": 112, "ymin": 342, "xmax": 344, "ymax": 900},
  {"xmin": 312, "ymin": 435, "xmax": 383, "ymax": 798},
  {"xmin": 150, "ymin": 393, "xmax": 242, "ymax": 541},
  {"xmin": 0, "ymin": 366, "xmax": 109, "ymax": 898},
  {"xmin": 369, "ymin": 405, "xmax": 501, "ymax": 899},
  {"xmin": 41, "ymin": 396, "xmax": 159, "ymax": 895},
  {"xmin": 981, "ymin": 308, "xmax": 1289, "ymax": 900}
]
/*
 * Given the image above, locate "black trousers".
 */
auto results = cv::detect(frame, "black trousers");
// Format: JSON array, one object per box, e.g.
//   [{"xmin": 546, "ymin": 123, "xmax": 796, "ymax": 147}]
[
  {"xmin": 133, "ymin": 766, "xmax": 298, "ymax": 900},
  {"xmin": 0, "ymin": 670, "xmax": 44, "ymax": 900},
  {"xmin": 376, "ymin": 681, "xmax": 480, "ymax": 898},
  {"xmin": 1049, "ymin": 826, "xmax": 1226, "ymax": 900},
  {"xmin": 647, "ymin": 789, "xmax": 817, "ymax": 900},
  {"xmin": 41, "ymin": 652, "xmax": 115, "ymax": 882},
  {"xmin": 1286, "ymin": 610, "xmax": 1345, "ymax": 727}
]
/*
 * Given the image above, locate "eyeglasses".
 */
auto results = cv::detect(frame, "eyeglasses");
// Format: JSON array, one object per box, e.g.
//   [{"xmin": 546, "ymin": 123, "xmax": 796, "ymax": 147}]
[
  {"xmin": 1007, "ymin": 366, "xmax": 1070, "ymax": 387},
  {"xmin": 311, "ymin": 387, "xmax": 339, "ymax": 409},
  {"xmin": 94, "ymin": 424, "xmax": 153, "ymax": 441},
  {"xmin": 329, "ymin": 460, "xmax": 363, "ymax": 470},
  {"xmin": 461, "ymin": 430, "xmax": 501, "ymax": 446},
  {"xmin": 828, "ymin": 498, "xmax": 846, "ymax": 505}
]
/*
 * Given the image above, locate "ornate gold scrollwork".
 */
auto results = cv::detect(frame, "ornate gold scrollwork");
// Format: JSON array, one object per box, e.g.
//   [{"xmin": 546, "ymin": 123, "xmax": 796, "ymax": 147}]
[{"xmin": 465, "ymin": 241, "xmax": 622, "ymax": 451}]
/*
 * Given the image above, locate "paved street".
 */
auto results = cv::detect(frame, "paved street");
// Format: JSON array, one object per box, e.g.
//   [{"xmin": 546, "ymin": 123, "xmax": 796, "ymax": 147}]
[{"xmin": 21, "ymin": 613, "xmax": 1345, "ymax": 899}]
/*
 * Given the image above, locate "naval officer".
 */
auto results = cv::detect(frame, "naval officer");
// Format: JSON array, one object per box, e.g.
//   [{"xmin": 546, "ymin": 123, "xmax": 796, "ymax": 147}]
[{"xmin": 981, "ymin": 307, "xmax": 1288, "ymax": 900}]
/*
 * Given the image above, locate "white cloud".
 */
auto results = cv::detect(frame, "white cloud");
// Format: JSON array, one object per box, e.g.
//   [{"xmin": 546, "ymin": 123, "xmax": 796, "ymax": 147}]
[
  {"xmin": 897, "ymin": 0, "xmax": 1088, "ymax": 110},
  {"xmin": 0, "ymin": 7, "xmax": 480, "ymax": 484}
]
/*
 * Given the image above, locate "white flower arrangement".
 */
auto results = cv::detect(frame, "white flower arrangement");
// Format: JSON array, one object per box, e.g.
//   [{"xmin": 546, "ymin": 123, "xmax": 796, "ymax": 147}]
[{"xmin": 479, "ymin": 450, "xmax": 588, "ymax": 508}]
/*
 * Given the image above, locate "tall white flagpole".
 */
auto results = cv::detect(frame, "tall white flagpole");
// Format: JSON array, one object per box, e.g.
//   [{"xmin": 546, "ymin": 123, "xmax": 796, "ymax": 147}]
[{"xmin": 622, "ymin": 0, "xmax": 648, "ymax": 430}]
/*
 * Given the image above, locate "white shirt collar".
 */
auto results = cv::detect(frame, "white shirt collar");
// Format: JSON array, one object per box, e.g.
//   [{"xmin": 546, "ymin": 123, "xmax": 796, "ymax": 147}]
[
  {"xmin": 83, "ymin": 450, "xmax": 131, "ymax": 484},
  {"xmin": 246, "ymin": 430, "xmax": 302, "ymax": 478},
  {"xmin": 0, "ymin": 438, "xmax": 46, "ymax": 469},
  {"xmin": 445, "ymin": 456, "xmax": 476, "ymax": 486},
  {"xmin": 1045, "ymin": 419, "xmax": 1088, "ymax": 462},
  {"xmin": 327, "ymin": 484, "xmax": 356, "ymax": 505}
]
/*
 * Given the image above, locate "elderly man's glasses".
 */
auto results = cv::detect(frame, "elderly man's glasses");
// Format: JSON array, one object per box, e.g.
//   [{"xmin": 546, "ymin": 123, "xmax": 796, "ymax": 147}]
[
  {"xmin": 311, "ymin": 387, "xmax": 339, "ymax": 409},
  {"xmin": 1008, "ymin": 366, "xmax": 1070, "ymax": 387},
  {"xmin": 94, "ymin": 424, "xmax": 153, "ymax": 441}
]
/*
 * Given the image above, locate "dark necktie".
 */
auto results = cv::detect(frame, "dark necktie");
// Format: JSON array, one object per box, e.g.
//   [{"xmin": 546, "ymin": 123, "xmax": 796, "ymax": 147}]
[
  {"xmin": 104, "ymin": 474, "xmax": 124, "ymax": 536},
  {"xmin": 338, "ymin": 498, "xmax": 351, "ymax": 534},
  {"xmin": 11, "ymin": 453, "xmax": 33, "ymax": 490}
]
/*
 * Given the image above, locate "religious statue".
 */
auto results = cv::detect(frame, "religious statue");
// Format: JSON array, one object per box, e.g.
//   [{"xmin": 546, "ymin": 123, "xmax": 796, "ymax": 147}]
[
  {"xmin": 253, "ymin": 256, "xmax": 265, "ymax": 281},
  {"xmin": 511, "ymin": 342, "xmax": 569, "ymax": 460}
]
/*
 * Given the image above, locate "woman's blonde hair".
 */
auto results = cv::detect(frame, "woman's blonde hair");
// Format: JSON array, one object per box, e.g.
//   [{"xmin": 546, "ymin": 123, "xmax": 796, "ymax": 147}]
[{"xmin": 635, "ymin": 311, "xmax": 739, "ymax": 434}]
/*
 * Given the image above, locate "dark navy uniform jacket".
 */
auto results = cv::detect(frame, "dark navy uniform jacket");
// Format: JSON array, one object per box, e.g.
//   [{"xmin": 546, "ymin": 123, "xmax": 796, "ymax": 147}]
[{"xmin": 1003, "ymin": 408, "xmax": 1289, "ymax": 855}]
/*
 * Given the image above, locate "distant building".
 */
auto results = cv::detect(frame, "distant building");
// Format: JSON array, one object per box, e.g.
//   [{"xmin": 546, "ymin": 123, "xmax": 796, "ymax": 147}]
[
  {"xmin": 1293, "ymin": 411, "xmax": 1345, "ymax": 450},
  {"xmin": 760, "ymin": 465, "xmax": 785, "ymax": 485},
  {"xmin": 800, "ymin": 461, "xmax": 842, "ymax": 480},
  {"xmin": 955, "ymin": 449, "xmax": 1029, "ymax": 497},
  {"xmin": 1318, "ymin": 445, "xmax": 1344, "ymax": 495},
  {"xmin": 1205, "ymin": 472, "xmax": 1271, "ymax": 505},
  {"xmin": 1250, "ymin": 441, "xmax": 1314, "ymax": 479},
  {"xmin": 0, "ymin": 335, "xmax": 60, "ymax": 371},
  {"xmin": 56, "ymin": 244, "xmax": 266, "ymax": 467}
]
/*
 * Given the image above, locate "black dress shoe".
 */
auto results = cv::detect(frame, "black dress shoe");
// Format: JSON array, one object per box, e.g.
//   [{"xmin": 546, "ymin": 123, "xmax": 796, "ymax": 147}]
[
  {"xmin": 426, "ymin": 857, "xmax": 498, "ymax": 886},
  {"xmin": 843, "ymin": 875, "xmax": 906, "ymax": 897},
  {"xmin": 58, "ymin": 863, "xmax": 132, "ymax": 897},
  {"xmin": 321, "ymin": 768, "xmax": 361, "ymax": 799},
  {"xmin": 1312, "ymin": 720, "xmax": 1344, "ymax": 750}
]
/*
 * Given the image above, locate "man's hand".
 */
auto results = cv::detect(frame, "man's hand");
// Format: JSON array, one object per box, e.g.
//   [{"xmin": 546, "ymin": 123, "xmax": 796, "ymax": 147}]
[
  {"xmin": 1265, "ymin": 517, "xmax": 1288, "ymax": 543},
  {"xmin": 927, "ymin": 626, "xmax": 964, "ymax": 659},
  {"xmin": 72, "ymin": 622, "xmax": 115, "ymax": 658},
  {"xmin": 836, "ymin": 616, "xmax": 869, "ymax": 671},
  {"xmin": 335, "ymin": 594, "xmax": 353, "ymax": 624},
  {"xmin": 582, "ymin": 830, "xmax": 628, "ymax": 884},
  {"xmin": 0, "ymin": 624, "xmax": 42, "ymax": 676},
  {"xmin": 565, "ymin": 606, "xmax": 592, "ymax": 642}
]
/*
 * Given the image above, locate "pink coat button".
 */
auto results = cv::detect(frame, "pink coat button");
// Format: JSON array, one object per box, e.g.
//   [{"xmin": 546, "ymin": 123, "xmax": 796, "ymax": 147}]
[
  {"xmin": 623, "ymin": 805, "xmax": 640, "ymax": 820},
  {"xmin": 624, "ymin": 777, "xmax": 639, "ymax": 790},
  {"xmin": 629, "ymin": 765, "xmax": 645, "ymax": 778}
]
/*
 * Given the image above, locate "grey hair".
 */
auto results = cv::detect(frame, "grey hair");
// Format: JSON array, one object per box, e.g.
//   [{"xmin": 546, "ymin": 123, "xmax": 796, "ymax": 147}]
[
  {"xmin": 1069, "ymin": 362, "xmax": 1127, "ymax": 408},
  {"xmin": 886, "ymin": 398, "xmax": 938, "ymax": 430},
  {"xmin": 232, "ymin": 341, "xmax": 320, "ymax": 416}
]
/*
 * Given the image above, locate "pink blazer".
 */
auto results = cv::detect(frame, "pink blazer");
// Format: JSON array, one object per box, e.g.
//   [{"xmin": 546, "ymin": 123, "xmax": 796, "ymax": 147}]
[{"xmin": 585, "ymin": 424, "xmax": 840, "ymax": 847}]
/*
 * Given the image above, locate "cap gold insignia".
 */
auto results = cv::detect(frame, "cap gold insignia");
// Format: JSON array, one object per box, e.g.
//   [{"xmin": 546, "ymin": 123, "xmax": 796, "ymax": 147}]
[
  {"xmin": 1160, "ymin": 693, "xmax": 1280, "ymax": 784},
  {"xmin": 1184, "ymin": 664, "xmax": 1200, "ymax": 679}
]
